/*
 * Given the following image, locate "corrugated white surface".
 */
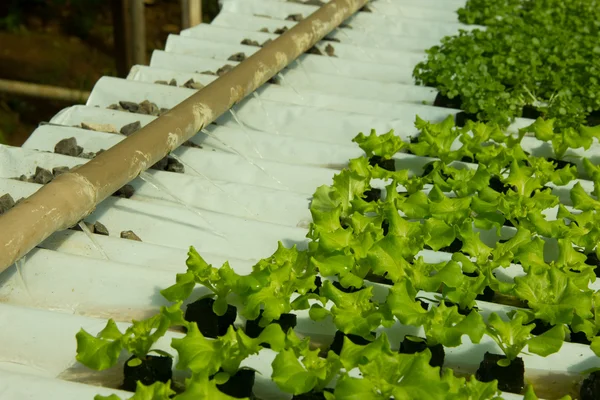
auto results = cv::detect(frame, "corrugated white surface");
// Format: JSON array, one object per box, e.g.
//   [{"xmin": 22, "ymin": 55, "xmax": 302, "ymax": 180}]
[{"xmin": 0, "ymin": 0, "xmax": 595, "ymax": 398}]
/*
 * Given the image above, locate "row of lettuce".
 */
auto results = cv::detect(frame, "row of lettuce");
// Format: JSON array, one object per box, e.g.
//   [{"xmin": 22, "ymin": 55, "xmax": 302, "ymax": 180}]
[
  {"xmin": 74, "ymin": 116, "xmax": 600, "ymax": 399},
  {"xmin": 414, "ymin": 0, "xmax": 600, "ymax": 131}
]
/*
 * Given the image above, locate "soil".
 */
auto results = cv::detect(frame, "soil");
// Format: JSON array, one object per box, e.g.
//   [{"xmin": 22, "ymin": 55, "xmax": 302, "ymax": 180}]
[
  {"xmin": 184, "ymin": 297, "xmax": 237, "ymax": 338},
  {"xmin": 581, "ymin": 371, "xmax": 600, "ymax": 400},
  {"xmin": 0, "ymin": 0, "xmax": 221, "ymax": 146},
  {"xmin": 122, "ymin": 354, "xmax": 172, "ymax": 392}
]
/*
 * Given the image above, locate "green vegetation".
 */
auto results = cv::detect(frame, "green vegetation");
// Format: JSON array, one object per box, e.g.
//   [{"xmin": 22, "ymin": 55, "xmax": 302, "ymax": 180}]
[{"xmin": 414, "ymin": 0, "xmax": 600, "ymax": 130}]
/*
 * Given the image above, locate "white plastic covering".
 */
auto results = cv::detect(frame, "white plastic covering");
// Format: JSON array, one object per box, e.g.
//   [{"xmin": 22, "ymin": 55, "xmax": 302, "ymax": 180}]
[{"xmin": 0, "ymin": 0, "xmax": 596, "ymax": 399}]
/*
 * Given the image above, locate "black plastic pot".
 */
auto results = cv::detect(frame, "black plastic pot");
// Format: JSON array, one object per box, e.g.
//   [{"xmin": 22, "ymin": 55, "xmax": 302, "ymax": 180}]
[
  {"xmin": 489, "ymin": 176, "xmax": 511, "ymax": 194},
  {"xmin": 581, "ymin": 371, "xmax": 600, "ymax": 399},
  {"xmin": 399, "ymin": 335, "xmax": 445, "ymax": 368},
  {"xmin": 439, "ymin": 238, "xmax": 463, "ymax": 254},
  {"xmin": 363, "ymin": 188, "xmax": 382, "ymax": 202},
  {"xmin": 454, "ymin": 111, "xmax": 478, "ymax": 127},
  {"xmin": 584, "ymin": 252, "xmax": 600, "ymax": 278},
  {"xmin": 530, "ymin": 319, "xmax": 554, "ymax": 335},
  {"xmin": 382, "ymin": 219, "xmax": 389, "ymax": 236},
  {"xmin": 475, "ymin": 352, "xmax": 524, "ymax": 393},
  {"xmin": 332, "ymin": 281, "xmax": 365, "ymax": 293},
  {"xmin": 245, "ymin": 310, "xmax": 297, "ymax": 339},
  {"xmin": 569, "ymin": 326, "xmax": 592, "ymax": 345},
  {"xmin": 442, "ymin": 300, "xmax": 472, "ymax": 316},
  {"xmin": 433, "ymin": 92, "xmax": 462, "ymax": 109},
  {"xmin": 547, "ymin": 157, "xmax": 576, "ymax": 170},
  {"xmin": 330, "ymin": 330, "xmax": 374, "ymax": 355},
  {"xmin": 122, "ymin": 354, "xmax": 172, "ymax": 392},
  {"xmin": 184, "ymin": 297, "xmax": 237, "ymax": 338},
  {"xmin": 368, "ymin": 155, "xmax": 395, "ymax": 171},
  {"xmin": 292, "ymin": 388, "xmax": 334, "ymax": 400},
  {"xmin": 586, "ymin": 110, "xmax": 600, "ymax": 127},
  {"xmin": 476, "ymin": 286, "xmax": 495, "ymax": 302},
  {"xmin": 521, "ymin": 105, "xmax": 542, "ymax": 120},
  {"xmin": 216, "ymin": 368, "xmax": 255, "ymax": 398}
]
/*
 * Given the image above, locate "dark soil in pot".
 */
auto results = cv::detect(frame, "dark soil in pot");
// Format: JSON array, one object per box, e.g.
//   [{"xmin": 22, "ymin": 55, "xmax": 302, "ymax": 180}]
[
  {"xmin": 184, "ymin": 297, "xmax": 237, "ymax": 338},
  {"xmin": 122, "ymin": 354, "xmax": 172, "ymax": 392},
  {"xmin": 476, "ymin": 352, "xmax": 524, "ymax": 393},
  {"xmin": 399, "ymin": 335, "xmax": 444, "ymax": 368},
  {"xmin": 330, "ymin": 330, "xmax": 374, "ymax": 355}
]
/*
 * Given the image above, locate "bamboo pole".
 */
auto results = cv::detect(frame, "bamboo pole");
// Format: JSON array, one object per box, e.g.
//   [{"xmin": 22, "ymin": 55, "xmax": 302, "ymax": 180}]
[
  {"xmin": 0, "ymin": 0, "xmax": 368, "ymax": 273},
  {"xmin": 111, "ymin": 0, "xmax": 146, "ymax": 76},
  {"xmin": 0, "ymin": 79, "xmax": 90, "ymax": 103},
  {"xmin": 181, "ymin": 0, "xmax": 203, "ymax": 28},
  {"xmin": 129, "ymin": 0, "xmax": 147, "ymax": 66}
]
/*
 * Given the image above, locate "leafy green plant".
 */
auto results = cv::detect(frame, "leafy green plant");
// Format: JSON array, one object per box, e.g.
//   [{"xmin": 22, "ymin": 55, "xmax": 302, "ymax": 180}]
[{"xmin": 414, "ymin": 0, "xmax": 600, "ymax": 131}]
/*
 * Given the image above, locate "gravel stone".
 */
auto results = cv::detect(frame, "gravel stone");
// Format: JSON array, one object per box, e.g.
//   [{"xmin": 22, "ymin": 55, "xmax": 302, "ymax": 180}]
[
  {"xmin": 54, "ymin": 137, "xmax": 83, "ymax": 157},
  {"xmin": 227, "ymin": 52, "xmax": 246, "ymax": 62},
  {"xmin": 33, "ymin": 167, "xmax": 53, "ymax": 184},
  {"xmin": 0, "ymin": 194, "xmax": 15, "ymax": 215},
  {"xmin": 183, "ymin": 79, "xmax": 204, "ymax": 90},
  {"xmin": 120, "ymin": 121, "xmax": 142, "ymax": 136},
  {"xmin": 94, "ymin": 221, "xmax": 109, "ymax": 236},
  {"xmin": 114, "ymin": 184, "xmax": 135, "ymax": 198},
  {"xmin": 325, "ymin": 44, "xmax": 336, "ymax": 57},
  {"xmin": 52, "ymin": 166, "xmax": 70, "ymax": 177},
  {"xmin": 119, "ymin": 101, "xmax": 140, "ymax": 112},
  {"xmin": 81, "ymin": 122, "xmax": 117, "ymax": 133},
  {"xmin": 166, "ymin": 157, "xmax": 185, "ymax": 173},
  {"xmin": 121, "ymin": 230, "xmax": 142, "ymax": 241},
  {"xmin": 241, "ymin": 38, "xmax": 260, "ymax": 47},
  {"xmin": 216, "ymin": 65, "xmax": 234, "ymax": 76},
  {"xmin": 138, "ymin": 100, "xmax": 160, "ymax": 116},
  {"xmin": 285, "ymin": 13, "xmax": 303, "ymax": 21},
  {"xmin": 151, "ymin": 156, "xmax": 169, "ymax": 171}
]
